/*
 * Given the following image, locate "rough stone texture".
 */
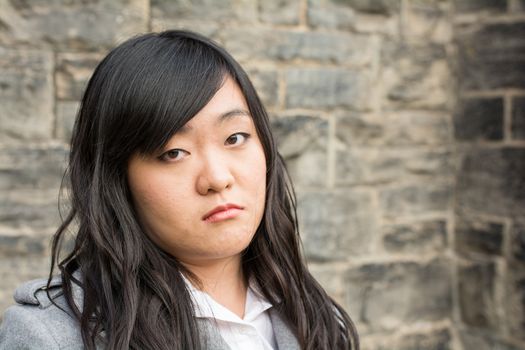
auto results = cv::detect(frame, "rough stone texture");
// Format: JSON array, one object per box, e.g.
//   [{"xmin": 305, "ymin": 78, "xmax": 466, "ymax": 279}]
[
  {"xmin": 454, "ymin": 0, "xmax": 508, "ymax": 13},
  {"xmin": 307, "ymin": 0, "xmax": 356, "ymax": 30},
  {"xmin": 460, "ymin": 330, "xmax": 523, "ymax": 350},
  {"xmin": 454, "ymin": 97, "xmax": 504, "ymax": 141},
  {"xmin": 259, "ymin": 0, "xmax": 301, "ymax": 25},
  {"xmin": 336, "ymin": 147, "xmax": 454, "ymax": 185},
  {"xmin": 457, "ymin": 148, "xmax": 525, "ymax": 217},
  {"xmin": 272, "ymin": 115, "xmax": 328, "ymax": 187},
  {"xmin": 221, "ymin": 28, "xmax": 377, "ymax": 66},
  {"xmin": 392, "ymin": 328, "xmax": 452, "ymax": 350},
  {"xmin": 55, "ymin": 52, "xmax": 104, "ymax": 100},
  {"xmin": 455, "ymin": 217, "xmax": 504, "ymax": 256},
  {"xmin": 381, "ymin": 43, "xmax": 451, "ymax": 109},
  {"xmin": 511, "ymin": 222, "xmax": 525, "ymax": 263},
  {"xmin": 0, "ymin": 0, "xmax": 149, "ymax": 50},
  {"xmin": 512, "ymin": 96, "xmax": 525, "ymax": 140},
  {"xmin": 458, "ymin": 259, "xmax": 498, "ymax": 329},
  {"xmin": 506, "ymin": 262, "xmax": 525, "ymax": 341},
  {"xmin": 151, "ymin": 0, "xmax": 257, "ymax": 23},
  {"xmin": 457, "ymin": 22, "xmax": 525, "ymax": 90},
  {"xmin": 345, "ymin": 258, "xmax": 452, "ymax": 332},
  {"xmin": 335, "ymin": 111, "xmax": 452, "ymax": 147},
  {"xmin": 380, "ymin": 183, "xmax": 452, "ymax": 218},
  {"xmin": 346, "ymin": 0, "xmax": 401, "ymax": 15},
  {"xmin": 56, "ymin": 102, "xmax": 79, "ymax": 142},
  {"xmin": 297, "ymin": 190, "xmax": 376, "ymax": 261},
  {"xmin": 383, "ymin": 219, "xmax": 448, "ymax": 254},
  {"xmin": 286, "ymin": 68, "xmax": 372, "ymax": 109},
  {"xmin": 0, "ymin": 47, "xmax": 54, "ymax": 143},
  {"xmin": 245, "ymin": 68, "xmax": 279, "ymax": 109}
]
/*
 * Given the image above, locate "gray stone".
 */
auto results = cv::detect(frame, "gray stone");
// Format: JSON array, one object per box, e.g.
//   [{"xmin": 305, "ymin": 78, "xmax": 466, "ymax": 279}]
[
  {"xmin": 383, "ymin": 219, "xmax": 448, "ymax": 254},
  {"xmin": 381, "ymin": 43, "xmax": 450, "ymax": 109},
  {"xmin": 307, "ymin": 0, "xmax": 356, "ymax": 30},
  {"xmin": 512, "ymin": 96, "xmax": 525, "ymax": 140},
  {"xmin": 297, "ymin": 190, "xmax": 376, "ymax": 261},
  {"xmin": 0, "ymin": 0, "xmax": 148, "ymax": 50},
  {"xmin": 458, "ymin": 259, "xmax": 497, "ymax": 328},
  {"xmin": 56, "ymin": 102, "xmax": 79, "ymax": 142},
  {"xmin": 151, "ymin": 0, "xmax": 257, "ymax": 23},
  {"xmin": 454, "ymin": 97, "xmax": 504, "ymax": 141},
  {"xmin": 393, "ymin": 328, "xmax": 452, "ymax": 350},
  {"xmin": 259, "ymin": 0, "xmax": 301, "ymax": 25},
  {"xmin": 0, "ymin": 144, "xmax": 68, "ymax": 191},
  {"xmin": 335, "ymin": 147, "xmax": 454, "ymax": 186},
  {"xmin": 221, "ymin": 28, "xmax": 376, "ymax": 66},
  {"xmin": 345, "ymin": 258, "xmax": 452, "ymax": 331},
  {"xmin": 286, "ymin": 68, "xmax": 371, "ymax": 109},
  {"xmin": 346, "ymin": 0, "xmax": 401, "ymax": 15},
  {"xmin": 457, "ymin": 22, "xmax": 525, "ymax": 89},
  {"xmin": 335, "ymin": 111, "xmax": 452, "ymax": 147},
  {"xmin": 0, "ymin": 47, "xmax": 54, "ymax": 142},
  {"xmin": 0, "ymin": 190, "xmax": 62, "ymax": 230},
  {"xmin": 506, "ymin": 262, "xmax": 525, "ymax": 340},
  {"xmin": 511, "ymin": 222, "xmax": 525, "ymax": 262},
  {"xmin": 0, "ymin": 233, "xmax": 50, "ymax": 256},
  {"xmin": 454, "ymin": 0, "xmax": 508, "ymax": 13},
  {"xmin": 56, "ymin": 52, "xmax": 104, "ymax": 100},
  {"xmin": 379, "ymin": 183, "xmax": 451, "ymax": 218},
  {"xmin": 308, "ymin": 263, "xmax": 346, "ymax": 305},
  {"xmin": 245, "ymin": 68, "xmax": 279, "ymax": 109},
  {"xmin": 457, "ymin": 148, "xmax": 525, "ymax": 217},
  {"xmin": 455, "ymin": 216, "xmax": 504, "ymax": 256},
  {"xmin": 459, "ymin": 329, "xmax": 523, "ymax": 350}
]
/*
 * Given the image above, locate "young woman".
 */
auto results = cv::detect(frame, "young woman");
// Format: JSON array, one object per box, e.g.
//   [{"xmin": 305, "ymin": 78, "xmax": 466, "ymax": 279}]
[{"xmin": 0, "ymin": 30, "xmax": 359, "ymax": 350}]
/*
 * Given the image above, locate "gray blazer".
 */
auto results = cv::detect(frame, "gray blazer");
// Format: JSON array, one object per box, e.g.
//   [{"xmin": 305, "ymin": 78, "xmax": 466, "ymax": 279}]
[{"xmin": 0, "ymin": 275, "xmax": 300, "ymax": 349}]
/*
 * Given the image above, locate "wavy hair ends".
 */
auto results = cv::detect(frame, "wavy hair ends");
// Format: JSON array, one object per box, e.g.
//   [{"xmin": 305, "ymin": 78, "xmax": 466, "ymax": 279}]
[{"xmin": 49, "ymin": 29, "xmax": 359, "ymax": 350}]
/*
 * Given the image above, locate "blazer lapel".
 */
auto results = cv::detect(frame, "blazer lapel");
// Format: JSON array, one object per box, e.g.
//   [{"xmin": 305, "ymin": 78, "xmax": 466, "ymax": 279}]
[{"xmin": 269, "ymin": 309, "xmax": 301, "ymax": 350}]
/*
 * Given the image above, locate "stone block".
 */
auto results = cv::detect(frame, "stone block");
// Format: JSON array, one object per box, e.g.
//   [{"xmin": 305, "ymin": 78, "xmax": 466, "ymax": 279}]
[
  {"xmin": 393, "ymin": 328, "xmax": 452, "ymax": 350},
  {"xmin": 381, "ymin": 43, "xmax": 451, "ymax": 109},
  {"xmin": 458, "ymin": 259, "xmax": 497, "ymax": 328},
  {"xmin": 0, "ymin": 144, "xmax": 68, "ymax": 191},
  {"xmin": 245, "ymin": 68, "xmax": 279, "ymax": 109},
  {"xmin": 335, "ymin": 147, "xmax": 454, "ymax": 186},
  {"xmin": 151, "ymin": 0, "xmax": 257, "ymax": 23},
  {"xmin": 403, "ymin": 1, "xmax": 452, "ymax": 44},
  {"xmin": 286, "ymin": 68, "xmax": 372, "ymax": 109},
  {"xmin": 459, "ymin": 330, "xmax": 523, "ymax": 350},
  {"xmin": 297, "ymin": 190, "xmax": 376, "ymax": 261},
  {"xmin": 454, "ymin": 0, "xmax": 508, "ymax": 13},
  {"xmin": 379, "ymin": 183, "xmax": 451, "ymax": 218},
  {"xmin": 345, "ymin": 258, "xmax": 452, "ymax": 331},
  {"xmin": 506, "ymin": 262, "xmax": 525, "ymax": 340},
  {"xmin": 221, "ymin": 28, "xmax": 376, "ymax": 66},
  {"xmin": 511, "ymin": 222, "xmax": 525, "ymax": 263},
  {"xmin": 335, "ymin": 110, "xmax": 451, "ymax": 147},
  {"xmin": 383, "ymin": 219, "xmax": 448, "ymax": 254},
  {"xmin": 307, "ymin": 0, "xmax": 356, "ymax": 30},
  {"xmin": 457, "ymin": 148, "xmax": 525, "ymax": 217},
  {"xmin": 346, "ymin": 0, "xmax": 401, "ymax": 15},
  {"xmin": 0, "ymin": 47, "xmax": 54, "ymax": 142},
  {"xmin": 56, "ymin": 102, "xmax": 79, "ymax": 142},
  {"xmin": 0, "ymin": 190, "xmax": 62, "ymax": 231},
  {"xmin": 56, "ymin": 53, "xmax": 104, "ymax": 100},
  {"xmin": 272, "ymin": 115, "xmax": 328, "ymax": 187},
  {"xmin": 454, "ymin": 97, "xmax": 504, "ymax": 141},
  {"xmin": 308, "ymin": 263, "xmax": 346, "ymax": 306},
  {"xmin": 512, "ymin": 96, "xmax": 525, "ymax": 140},
  {"xmin": 259, "ymin": 0, "xmax": 301, "ymax": 25},
  {"xmin": 0, "ymin": 233, "xmax": 50, "ymax": 256},
  {"xmin": 457, "ymin": 22, "xmax": 525, "ymax": 89},
  {"xmin": 455, "ymin": 216, "xmax": 504, "ymax": 256},
  {"xmin": 0, "ymin": 0, "xmax": 148, "ymax": 50}
]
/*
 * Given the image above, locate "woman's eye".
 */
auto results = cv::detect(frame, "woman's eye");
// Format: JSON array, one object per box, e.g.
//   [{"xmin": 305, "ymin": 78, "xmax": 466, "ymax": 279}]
[
  {"xmin": 159, "ymin": 149, "xmax": 187, "ymax": 162},
  {"xmin": 225, "ymin": 132, "xmax": 250, "ymax": 146}
]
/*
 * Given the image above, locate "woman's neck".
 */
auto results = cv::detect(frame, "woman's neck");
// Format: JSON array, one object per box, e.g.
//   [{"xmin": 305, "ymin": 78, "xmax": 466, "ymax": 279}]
[{"xmin": 182, "ymin": 255, "xmax": 248, "ymax": 318}]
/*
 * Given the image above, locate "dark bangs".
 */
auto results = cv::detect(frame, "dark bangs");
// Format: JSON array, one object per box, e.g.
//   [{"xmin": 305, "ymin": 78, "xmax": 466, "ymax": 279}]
[{"xmin": 87, "ymin": 31, "xmax": 229, "ymax": 162}]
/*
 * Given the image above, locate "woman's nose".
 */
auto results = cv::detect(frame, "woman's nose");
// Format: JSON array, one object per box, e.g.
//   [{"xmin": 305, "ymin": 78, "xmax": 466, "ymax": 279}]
[{"xmin": 196, "ymin": 153, "xmax": 234, "ymax": 195}]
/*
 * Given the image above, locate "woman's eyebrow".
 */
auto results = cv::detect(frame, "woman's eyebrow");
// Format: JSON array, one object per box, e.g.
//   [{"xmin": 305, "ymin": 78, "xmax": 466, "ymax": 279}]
[{"xmin": 177, "ymin": 108, "xmax": 251, "ymax": 134}]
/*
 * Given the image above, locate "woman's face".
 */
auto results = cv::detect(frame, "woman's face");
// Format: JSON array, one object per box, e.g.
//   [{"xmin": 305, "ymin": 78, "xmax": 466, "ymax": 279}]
[{"xmin": 127, "ymin": 76, "xmax": 267, "ymax": 266}]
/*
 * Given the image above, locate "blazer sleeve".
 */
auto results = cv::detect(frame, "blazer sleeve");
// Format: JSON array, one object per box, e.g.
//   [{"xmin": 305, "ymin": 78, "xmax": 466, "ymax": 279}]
[{"xmin": 0, "ymin": 305, "xmax": 60, "ymax": 350}]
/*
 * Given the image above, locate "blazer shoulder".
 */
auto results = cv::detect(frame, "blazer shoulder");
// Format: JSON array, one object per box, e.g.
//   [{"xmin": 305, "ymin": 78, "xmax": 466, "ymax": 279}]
[{"xmin": 0, "ymin": 276, "xmax": 84, "ymax": 350}]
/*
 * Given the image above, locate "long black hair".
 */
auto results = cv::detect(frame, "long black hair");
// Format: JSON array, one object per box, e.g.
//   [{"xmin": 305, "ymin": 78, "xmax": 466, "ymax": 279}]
[{"xmin": 49, "ymin": 30, "xmax": 359, "ymax": 350}]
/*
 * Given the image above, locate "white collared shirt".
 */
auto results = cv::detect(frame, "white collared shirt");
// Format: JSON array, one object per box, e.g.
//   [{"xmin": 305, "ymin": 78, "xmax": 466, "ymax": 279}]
[{"xmin": 183, "ymin": 277, "xmax": 277, "ymax": 350}]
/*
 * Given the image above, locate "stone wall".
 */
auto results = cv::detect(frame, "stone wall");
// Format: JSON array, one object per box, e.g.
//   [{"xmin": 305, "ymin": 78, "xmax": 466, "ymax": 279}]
[{"xmin": 0, "ymin": 0, "xmax": 523, "ymax": 349}]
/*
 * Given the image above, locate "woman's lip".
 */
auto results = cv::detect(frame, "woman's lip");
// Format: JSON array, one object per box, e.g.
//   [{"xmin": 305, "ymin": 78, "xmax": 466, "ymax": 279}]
[
  {"xmin": 203, "ymin": 207, "xmax": 243, "ymax": 223},
  {"xmin": 202, "ymin": 204, "xmax": 243, "ymax": 221}
]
